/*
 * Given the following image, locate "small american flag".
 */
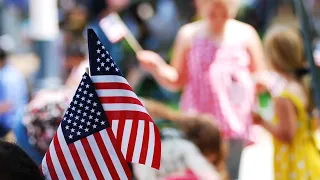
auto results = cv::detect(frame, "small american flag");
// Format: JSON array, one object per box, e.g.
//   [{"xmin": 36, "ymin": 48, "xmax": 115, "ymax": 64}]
[
  {"xmin": 41, "ymin": 73, "xmax": 132, "ymax": 180},
  {"xmin": 99, "ymin": 13, "xmax": 128, "ymax": 43},
  {"xmin": 87, "ymin": 29, "xmax": 161, "ymax": 169}
]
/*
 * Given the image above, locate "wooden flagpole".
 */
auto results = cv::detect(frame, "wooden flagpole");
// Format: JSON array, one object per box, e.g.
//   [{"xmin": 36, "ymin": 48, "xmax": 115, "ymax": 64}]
[
  {"xmin": 113, "ymin": 13, "xmax": 143, "ymax": 53},
  {"xmin": 113, "ymin": 13, "xmax": 146, "ymax": 90}
]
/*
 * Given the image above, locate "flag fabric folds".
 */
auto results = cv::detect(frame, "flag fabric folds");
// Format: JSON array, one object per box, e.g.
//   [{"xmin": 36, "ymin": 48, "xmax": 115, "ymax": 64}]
[
  {"xmin": 87, "ymin": 29, "xmax": 161, "ymax": 169},
  {"xmin": 41, "ymin": 73, "xmax": 131, "ymax": 180}
]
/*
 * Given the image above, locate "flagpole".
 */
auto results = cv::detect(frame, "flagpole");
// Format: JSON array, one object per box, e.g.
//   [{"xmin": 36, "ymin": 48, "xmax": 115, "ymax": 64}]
[
  {"xmin": 99, "ymin": 13, "xmax": 146, "ymax": 90},
  {"xmin": 292, "ymin": 0, "xmax": 320, "ymax": 115},
  {"xmin": 112, "ymin": 13, "xmax": 146, "ymax": 90},
  {"xmin": 113, "ymin": 13, "xmax": 143, "ymax": 53}
]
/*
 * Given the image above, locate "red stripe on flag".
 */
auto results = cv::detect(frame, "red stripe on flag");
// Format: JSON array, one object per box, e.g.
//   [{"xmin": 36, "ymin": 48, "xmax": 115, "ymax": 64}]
[
  {"xmin": 94, "ymin": 82, "xmax": 132, "ymax": 91},
  {"xmin": 68, "ymin": 144, "xmax": 90, "ymax": 180},
  {"xmin": 46, "ymin": 149, "xmax": 59, "ymax": 180},
  {"xmin": 80, "ymin": 138, "xmax": 104, "ymax": 180},
  {"xmin": 116, "ymin": 113, "xmax": 126, "ymax": 147},
  {"xmin": 106, "ymin": 111, "xmax": 153, "ymax": 123},
  {"xmin": 152, "ymin": 126, "xmax": 161, "ymax": 169},
  {"xmin": 106, "ymin": 128, "xmax": 132, "ymax": 178},
  {"xmin": 125, "ymin": 119, "xmax": 139, "ymax": 161},
  {"xmin": 139, "ymin": 121, "xmax": 149, "ymax": 164},
  {"xmin": 99, "ymin": 96, "xmax": 143, "ymax": 106},
  {"xmin": 53, "ymin": 137, "xmax": 73, "ymax": 179},
  {"xmin": 93, "ymin": 133, "xmax": 120, "ymax": 180}
]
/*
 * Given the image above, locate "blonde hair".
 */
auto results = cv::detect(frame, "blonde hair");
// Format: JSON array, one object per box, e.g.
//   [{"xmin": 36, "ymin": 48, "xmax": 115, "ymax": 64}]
[
  {"xmin": 264, "ymin": 25, "xmax": 313, "ymax": 110},
  {"xmin": 264, "ymin": 25, "xmax": 305, "ymax": 73}
]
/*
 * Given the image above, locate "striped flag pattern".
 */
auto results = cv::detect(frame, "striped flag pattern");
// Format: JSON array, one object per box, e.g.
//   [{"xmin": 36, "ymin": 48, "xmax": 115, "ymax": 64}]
[
  {"xmin": 87, "ymin": 29, "xmax": 161, "ymax": 169},
  {"xmin": 41, "ymin": 73, "xmax": 131, "ymax": 180}
]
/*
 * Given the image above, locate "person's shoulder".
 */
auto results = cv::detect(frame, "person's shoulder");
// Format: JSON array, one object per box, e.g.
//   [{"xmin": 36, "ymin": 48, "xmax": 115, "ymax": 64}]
[
  {"xmin": 228, "ymin": 20, "xmax": 260, "ymax": 46},
  {"xmin": 180, "ymin": 20, "xmax": 203, "ymax": 32},
  {"xmin": 274, "ymin": 80, "xmax": 307, "ymax": 111},
  {"xmin": 177, "ymin": 21, "xmax": 204, "ymax": 46},
  {"xmin": 284, "ymin": 81, "xmax": 308, "ymax": 106},
  {"xmin": 179, "ymin": 21, "xmax": 204, "ymax": 38},
  {"xmin": 229, "ymin": 19, "xmax": 257, "ymax": 34}
]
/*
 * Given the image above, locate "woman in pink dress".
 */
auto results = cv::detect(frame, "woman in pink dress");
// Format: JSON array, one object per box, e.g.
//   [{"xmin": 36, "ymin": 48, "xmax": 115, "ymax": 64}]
[{"xmin": 137, "ymin": 0, "xmax": 266, "ymax": 179}]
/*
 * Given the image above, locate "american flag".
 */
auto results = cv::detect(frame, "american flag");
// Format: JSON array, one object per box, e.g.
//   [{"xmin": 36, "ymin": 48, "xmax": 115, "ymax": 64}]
[
  {"xmin": 41, "ymin": 73, "xmax": 132, "ymax": 180},
  {"xmin": 87, "ymin": 29, "xmax": 161, "ymax": 169},
  {"xmin": 99, "ymin": 13, "xmax": 128, "ymax": 43}
]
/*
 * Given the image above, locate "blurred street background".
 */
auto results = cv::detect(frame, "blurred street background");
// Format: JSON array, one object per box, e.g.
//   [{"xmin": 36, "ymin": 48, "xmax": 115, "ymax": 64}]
[{"xmin": 1, "ymin": 0, "xmax": 320, "ymax": 179}]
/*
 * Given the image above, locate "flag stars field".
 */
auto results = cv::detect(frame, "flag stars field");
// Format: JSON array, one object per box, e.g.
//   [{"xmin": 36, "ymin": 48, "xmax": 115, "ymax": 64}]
[
  {"xmin": 40, "ymin": 29, "xmax": 163, "ymax": 180},
  {"xmin": 42, "ymin": 72, "xmax": 132, "ymax": 179}
]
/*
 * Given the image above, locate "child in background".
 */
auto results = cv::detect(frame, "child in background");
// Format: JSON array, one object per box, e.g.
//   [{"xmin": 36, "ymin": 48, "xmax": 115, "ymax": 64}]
[
  {"xmin": 176, "ymin": 114, "xmax": 228, "ymax": 180},
  {"xmin": 140, "ymin": 98, "xmax": 227, "ymax": 179},
  {"xmin": 134, "ymin": 138, "xmax": 220, "ymax": 180},
  {"xmin": 137, "ymin": 0, "xmax": 267, "ymax": 178},
  {"xmin": 252, "ymin": 25, "xmax": 320, "ymax": 179}
]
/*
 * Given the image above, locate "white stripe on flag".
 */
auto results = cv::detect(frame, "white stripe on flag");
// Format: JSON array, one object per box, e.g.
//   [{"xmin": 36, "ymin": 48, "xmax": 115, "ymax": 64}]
[
  {"xmin": 57, "ymin": 128, "xmax": 81, "ymax": 179},
  {"xmin": 100, "ymin": 130, "xmax": 128, "ymax": 180},
  {"xmin": 145, "ymin": 122, "xmax": 155, "ymax": 167},
  {"xmin": 87, "ymin": 135, "xmax": 112, "ymax": 180},
  {"xmin": 132, "ymin": 120, "xmax": 145, "ymax": 163},
  {"xmin": 91, "ymin": 75, "xmax": 129, "ymax": 85},
  {"xmin": 41, "ymin": 155, "xmax": 52, "ymax": 180},
  {"xmin": 74, "ymin": 141, "xmax": 97, "ymax": 180},
  {"xmin": 102, "ymin": 103, "xmax": 148, "ymax": 114},
  {"xmin": 96, "ymin": 89, "xmax": 138, "ymax": 99},
  {"xmin": 50, "ymin": 138, "xmax": 67, "ymax": 180},
  {"xmin": 121, "ymin": 120, "xmax": 133, "ymax": 156},
  {"xmin": 112, "ymin": 120, "xmax": 119, "ymax": 138}
]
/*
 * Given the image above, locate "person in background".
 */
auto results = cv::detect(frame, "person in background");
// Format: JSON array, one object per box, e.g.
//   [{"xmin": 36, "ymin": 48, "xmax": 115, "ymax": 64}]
[
  {"xmin": 134, "ymin": 137, "xmax": 220, "ymax": 180},
  {"xmin": 86, "ymin": 0, "xmax": 129, "ymax": 66},
  {"xmin": 177, "ymin": 114, "xmax": 228, "ymax": 180},
  {"xmin": 0, "ymin": 47, "xmax": 28, "ymax": 138},
  {"xmin": 13, "ymin": 88, "xmax": 71, "ymax": 165},
  {"xmin": 252, "ymin": 25, "xmax": 320, "ymax": 179},
  {"xmin": 0, "ymin": 141, "xmax": 45, "ymax": 180},
  {"xmin": 64, "ymin": 38, "xmax": 88, "ymax": 88},
  {"xmin": 137, "ymin": 0, "xmax": 267, "ymax": 178},
  {"xmin": 140, "ymin": 98, "xmax": 228, "ymax": 179}
]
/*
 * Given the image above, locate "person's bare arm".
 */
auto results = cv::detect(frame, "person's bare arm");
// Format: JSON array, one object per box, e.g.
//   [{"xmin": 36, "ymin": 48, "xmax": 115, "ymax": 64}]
[
  {"xmin": 260, "ymin": 98, "xmax": 297, "ymax": 143},
  {"xmin": 246, "ymin": 25, "xmax": 268, "ymax": 73},
  {"xmin": 137, "ymin": 24, "xmax": 192, "ymax": 91}
]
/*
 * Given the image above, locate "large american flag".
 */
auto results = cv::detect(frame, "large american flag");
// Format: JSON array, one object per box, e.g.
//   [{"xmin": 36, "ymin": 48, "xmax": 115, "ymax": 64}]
[
  {"xmin": 87, "ymin": 29, "xmax": 161, "ymax": 169},
  {"xmin": 41, "ymin": 73, "xmax": 132, "ymax": 180}
]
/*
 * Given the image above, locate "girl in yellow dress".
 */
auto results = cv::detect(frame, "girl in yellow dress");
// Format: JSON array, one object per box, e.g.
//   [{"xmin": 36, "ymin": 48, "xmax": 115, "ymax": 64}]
[{"xmin": 252, "ymin": 25, "xmax": 320, "ymax": 180}]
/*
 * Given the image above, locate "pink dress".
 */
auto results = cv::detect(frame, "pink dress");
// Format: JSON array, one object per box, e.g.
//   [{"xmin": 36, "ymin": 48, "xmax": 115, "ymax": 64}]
[{"xmin": 180, "ymin": 37, "xmax": 255, "ymax": 141}]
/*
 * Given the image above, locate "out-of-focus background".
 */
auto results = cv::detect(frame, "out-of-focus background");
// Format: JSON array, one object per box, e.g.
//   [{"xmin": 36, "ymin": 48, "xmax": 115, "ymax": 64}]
[
  {"xmin": 1, "ymin": 0, "xmax": 320, "ymax": 179},
  {"xmin": 3, "ymin": 0, "xmax": 320, "ymax": 112}
]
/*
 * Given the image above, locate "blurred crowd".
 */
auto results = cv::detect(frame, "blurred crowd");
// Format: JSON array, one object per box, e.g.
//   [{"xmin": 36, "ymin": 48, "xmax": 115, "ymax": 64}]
[{"xmin": 1, "ymin": 0, "xmax": 320, "ymax": 180}]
